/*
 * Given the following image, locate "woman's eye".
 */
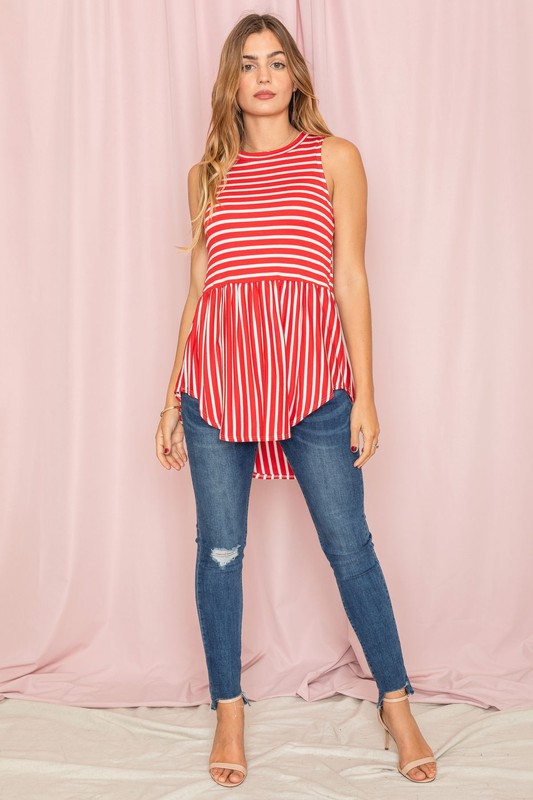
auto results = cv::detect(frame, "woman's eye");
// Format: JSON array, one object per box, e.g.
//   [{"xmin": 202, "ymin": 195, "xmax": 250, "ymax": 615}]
[{"xmin": 241, "ymin": 62, "xmax": 286, "ymax": 71}]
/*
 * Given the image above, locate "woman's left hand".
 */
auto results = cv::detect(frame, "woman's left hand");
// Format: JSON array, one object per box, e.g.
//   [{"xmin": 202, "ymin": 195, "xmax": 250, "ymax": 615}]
[{"xmin": 350, "ymin": 395, "xmax": 380, "ymax": 468}]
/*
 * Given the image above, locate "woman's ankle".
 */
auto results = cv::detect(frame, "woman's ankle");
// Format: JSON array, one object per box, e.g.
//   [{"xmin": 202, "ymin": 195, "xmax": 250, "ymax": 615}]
[
  {"xmin": 217, "ymin": 694, "xmax": 244, "ymax": 705},
  {"xmin": 383, "ymin": 688, "xmax": 408, "ymax": 699}
]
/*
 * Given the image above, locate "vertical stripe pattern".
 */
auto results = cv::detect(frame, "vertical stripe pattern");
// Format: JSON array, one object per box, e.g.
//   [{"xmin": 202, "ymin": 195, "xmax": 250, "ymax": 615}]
[{"xmin": 174, "ymin": 132, "xmax": 356, "ymax": 479}]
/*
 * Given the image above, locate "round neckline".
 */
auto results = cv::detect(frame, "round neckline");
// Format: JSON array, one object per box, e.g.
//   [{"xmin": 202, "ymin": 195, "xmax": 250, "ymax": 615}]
[{"xmin": 239, "ymin": 130, "xmax": 307, "ymax": 156}]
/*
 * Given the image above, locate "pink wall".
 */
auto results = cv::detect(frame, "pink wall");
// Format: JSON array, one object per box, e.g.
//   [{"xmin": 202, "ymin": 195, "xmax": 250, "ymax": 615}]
[{"xmin": 1, "ymin": 0, "xmax": 531, "ymax": 710}]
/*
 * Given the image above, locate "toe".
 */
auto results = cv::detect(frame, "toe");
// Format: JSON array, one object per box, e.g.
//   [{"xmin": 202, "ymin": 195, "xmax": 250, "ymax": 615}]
[
  {"xmin": 408, "ymin": 763, "xmax": 436, "ymax": 781},
  {"xmin": 408, "ymin": 767, "xmax": 427, "ymax": 780},
  {"xmin": 229, "ymin": 770, "xmax": 244, "ymax": 783}
]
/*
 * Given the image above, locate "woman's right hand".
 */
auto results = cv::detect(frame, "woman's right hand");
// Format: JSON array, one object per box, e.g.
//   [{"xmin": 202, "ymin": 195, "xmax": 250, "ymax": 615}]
[{"xmin": 156, "ymin": 410, "xmax": 188, "ymax": 471}]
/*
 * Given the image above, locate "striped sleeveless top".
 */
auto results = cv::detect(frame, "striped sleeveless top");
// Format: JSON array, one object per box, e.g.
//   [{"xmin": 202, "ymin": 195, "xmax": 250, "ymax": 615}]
[{"xmin": 174, "ymin": 130, "xmax": 356, "ymax": 480}]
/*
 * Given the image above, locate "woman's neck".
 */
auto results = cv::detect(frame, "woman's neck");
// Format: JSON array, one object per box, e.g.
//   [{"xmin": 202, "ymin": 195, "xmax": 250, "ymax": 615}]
[{"xmin": 241, "ymin": 126, "xmax": 299, "ymax": 153}]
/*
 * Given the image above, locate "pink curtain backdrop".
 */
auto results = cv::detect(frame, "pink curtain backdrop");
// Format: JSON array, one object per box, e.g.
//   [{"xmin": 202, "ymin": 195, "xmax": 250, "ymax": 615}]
[{"xmin": 1, "ymin": 0, "xmax": 532, "ymax": 711}]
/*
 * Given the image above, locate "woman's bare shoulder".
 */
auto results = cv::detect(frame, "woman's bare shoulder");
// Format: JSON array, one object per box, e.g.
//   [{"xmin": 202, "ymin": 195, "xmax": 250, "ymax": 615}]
[
  {"xmin": 322, "ymin": 135, "xmax": 363, "ymax": 166},
  {"xmin": 187, "ymin": 161, "xmax": 202, "ymax": 182},
  {"xmin": 321, "ymin": 136, "xmax": 366, "ymax": 198}
]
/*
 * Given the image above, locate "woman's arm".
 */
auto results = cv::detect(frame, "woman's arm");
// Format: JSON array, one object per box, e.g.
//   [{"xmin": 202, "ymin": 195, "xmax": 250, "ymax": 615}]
[
  {"xmin": 323, "ymin": 136, "xmax": 373, "ymax": 398},
  {"xmin": 163, "ymin": 163, "xmax": 208, "ymax": 408},
  {"xmin": 322, "ymin": 136, "xmax": 380, "ymax": 464}
]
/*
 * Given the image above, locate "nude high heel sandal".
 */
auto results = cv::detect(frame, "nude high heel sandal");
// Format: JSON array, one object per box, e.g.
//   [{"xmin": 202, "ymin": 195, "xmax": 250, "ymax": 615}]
[
  {"xmin": 377, "ymin": 693, "xmax": 437, "ymax": 783},
  {"xmin": 209, "ymin": 696, "xmax": 248, "ymax": 788}
]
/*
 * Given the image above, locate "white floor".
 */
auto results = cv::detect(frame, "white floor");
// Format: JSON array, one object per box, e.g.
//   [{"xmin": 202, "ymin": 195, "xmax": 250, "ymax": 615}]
[{"xmin": 1, "ymin": 694, "xmax": 532, "ymax": 799}]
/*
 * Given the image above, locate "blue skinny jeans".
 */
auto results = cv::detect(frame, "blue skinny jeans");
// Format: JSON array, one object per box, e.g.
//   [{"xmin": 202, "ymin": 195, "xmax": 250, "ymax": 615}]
[{"xmin": 179, "ymin": 388, "xmax": 414, "ymax": 712}]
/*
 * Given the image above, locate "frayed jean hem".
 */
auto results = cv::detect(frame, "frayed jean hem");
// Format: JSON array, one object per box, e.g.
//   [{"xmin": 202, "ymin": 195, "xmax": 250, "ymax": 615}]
[
  {"xmin": 376, "ymin": 679, "xmax": 415, "ymax": 711},
  {"xmin": 210, "ymin": 691, "xmax": 251, "ymax": 711}
]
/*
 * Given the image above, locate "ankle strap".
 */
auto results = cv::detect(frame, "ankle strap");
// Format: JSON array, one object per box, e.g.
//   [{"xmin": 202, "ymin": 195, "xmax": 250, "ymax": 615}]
[
  {"xmin": 217, "ymin": 695, "xmax": 244, "ymax": 704},
  {"xmin": 382, "ymin": 693, "xmax": 409, "ymax": 703}
]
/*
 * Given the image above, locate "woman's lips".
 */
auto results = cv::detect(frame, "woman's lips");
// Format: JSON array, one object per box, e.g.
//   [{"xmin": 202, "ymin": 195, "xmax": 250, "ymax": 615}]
[{"xmin": 254, "ymin": 92, "xmax": 275, "ymax": 99}]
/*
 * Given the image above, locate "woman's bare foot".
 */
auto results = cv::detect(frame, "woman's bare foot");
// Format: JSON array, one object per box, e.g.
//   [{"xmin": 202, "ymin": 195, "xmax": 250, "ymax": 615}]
[
  {"xmin": 381, "ymin": 689, "xmax": 437, "ymax": 781},
  {"xmin": 209, "ymin": 696, "xmax": 247, "ymax": 785}
]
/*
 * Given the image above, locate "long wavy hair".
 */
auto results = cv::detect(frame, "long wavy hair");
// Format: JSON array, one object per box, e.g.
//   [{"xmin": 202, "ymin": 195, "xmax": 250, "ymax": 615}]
[{"xmin": 179, "ymin": 12, "xmax": 333, "ymax": 253}]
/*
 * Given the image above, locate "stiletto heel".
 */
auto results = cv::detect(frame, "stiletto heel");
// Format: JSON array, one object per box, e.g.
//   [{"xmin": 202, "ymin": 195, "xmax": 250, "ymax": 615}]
[{"xmin": 377, "ymin": 693, "xmax": 437, "ymax": 783}]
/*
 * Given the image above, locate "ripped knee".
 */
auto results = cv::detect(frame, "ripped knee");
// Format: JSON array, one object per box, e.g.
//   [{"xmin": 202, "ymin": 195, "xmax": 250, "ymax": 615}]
[{"xmin": 210, "ymin": 545, "xmax": 241, "ymax": 567}]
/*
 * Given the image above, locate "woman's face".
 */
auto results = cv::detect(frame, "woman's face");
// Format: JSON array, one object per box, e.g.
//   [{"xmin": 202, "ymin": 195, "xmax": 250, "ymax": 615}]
[{"xmin": 236, "ymin": 29, "xmax": 295, "ymax": 120}]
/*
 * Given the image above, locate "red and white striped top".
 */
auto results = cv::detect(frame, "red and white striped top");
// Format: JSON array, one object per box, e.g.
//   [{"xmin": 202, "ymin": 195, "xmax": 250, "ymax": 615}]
[{"xmin": 174, "ymin": 130, "xmax": 356, "ymax": 480}]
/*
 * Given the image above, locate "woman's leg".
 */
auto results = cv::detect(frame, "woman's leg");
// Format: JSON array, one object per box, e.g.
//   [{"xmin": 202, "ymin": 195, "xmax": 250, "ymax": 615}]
[
  {"xmin": 278, "ymin": 390, "xmax": 436, "ymax": 781},
  {"xmin": 277, "ymin": 389, "xmax": 415, "ymax": 711},
  {"xmin": 180, "ymin": 392, "xmax": 257, "ymax": 712}
]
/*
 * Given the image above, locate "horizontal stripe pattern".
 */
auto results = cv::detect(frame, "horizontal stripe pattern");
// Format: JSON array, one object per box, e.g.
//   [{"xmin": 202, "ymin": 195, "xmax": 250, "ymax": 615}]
[{"xmin": 175, "ymin": 132, "xmax": 356, "ymax": 479}]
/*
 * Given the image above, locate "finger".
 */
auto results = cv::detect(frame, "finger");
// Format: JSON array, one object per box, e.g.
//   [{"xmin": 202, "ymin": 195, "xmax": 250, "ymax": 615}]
[
  {"xmin": 165, "ymin": 428, "xmax": 189, "ymax": 469},
  {"xmin": 155, "ymin": 430, "xmax": 173, "ymax": 470},
  {"xmin": 156, "ymin": 442, "xmax": 173, "ymax": 469},
  {"xmin": 350, "ymin": 431, "xmax": 363, "ymax": 467},
  {"xmin": 163, "ymin": 439, "xmax": 186, "ymax": 469},
  {"xmin": 173, "ymin": 445, "xmax": 188, "ymax": 465},
  {"xmin": 353, "ymin": 436, "xmax": 378, "ymax": 468},
  {"xmin": 167, "ymin": 446, "xmax": 188, "ymax": 470},
  {"xmin": 166, "ymin": 455, "xmax": 185, "ymax": 470}
]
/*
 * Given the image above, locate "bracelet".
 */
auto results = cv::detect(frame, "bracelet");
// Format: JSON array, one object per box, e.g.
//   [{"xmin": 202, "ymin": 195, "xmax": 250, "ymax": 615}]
[{"xmin": 160, "ymin": 404, "xmax": 183, "ymax": 423}]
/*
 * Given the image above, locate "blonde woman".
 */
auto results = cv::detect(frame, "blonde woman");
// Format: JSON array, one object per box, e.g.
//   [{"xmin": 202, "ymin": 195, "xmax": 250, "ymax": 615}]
[{"xmin": 156, "ymin": 12, "xmax": 437, "ymax": 788}]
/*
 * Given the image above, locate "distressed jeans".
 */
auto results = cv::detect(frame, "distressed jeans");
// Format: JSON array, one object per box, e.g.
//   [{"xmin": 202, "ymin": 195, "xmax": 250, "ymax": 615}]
[{"xmin": 180, "ymin": 388, "xmax": 414, "ymax": 712}]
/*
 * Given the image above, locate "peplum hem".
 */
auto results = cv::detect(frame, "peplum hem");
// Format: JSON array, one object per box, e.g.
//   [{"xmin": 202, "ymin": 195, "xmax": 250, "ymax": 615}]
[{"xmin": 174, "ymin": 278, "xmax": 355, "ymax": 480}]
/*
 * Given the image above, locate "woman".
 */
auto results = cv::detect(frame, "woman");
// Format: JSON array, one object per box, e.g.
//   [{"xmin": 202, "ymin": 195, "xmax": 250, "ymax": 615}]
[{"xmin": 156, "ymin": 12, "xmax": 437, "ymax": 788}]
